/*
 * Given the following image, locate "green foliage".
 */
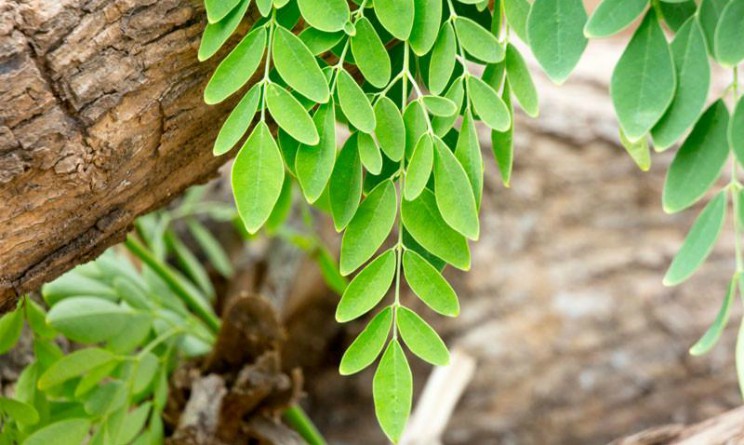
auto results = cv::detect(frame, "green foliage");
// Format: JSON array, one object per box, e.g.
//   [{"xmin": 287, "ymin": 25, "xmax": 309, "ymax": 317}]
[{"xmin": 198, "ymin": 0, "xmax": 744, "ymax": 439}]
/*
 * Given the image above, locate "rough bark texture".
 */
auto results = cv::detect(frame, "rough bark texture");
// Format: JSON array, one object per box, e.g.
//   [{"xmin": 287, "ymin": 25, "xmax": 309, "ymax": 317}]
[{"xmin": 0, "ymin": 0, "xmax": 248, "ymax": 310}]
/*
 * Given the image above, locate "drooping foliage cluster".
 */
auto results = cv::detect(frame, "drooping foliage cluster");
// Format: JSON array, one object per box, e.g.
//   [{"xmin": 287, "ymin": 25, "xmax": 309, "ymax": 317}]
[{"xmin": 199, "ymin": 0, "xmax": 744, "ymax": 441}]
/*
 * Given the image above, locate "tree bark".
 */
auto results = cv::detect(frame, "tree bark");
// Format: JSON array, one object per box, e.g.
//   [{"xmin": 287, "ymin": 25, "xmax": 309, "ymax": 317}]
[{"xmin": 0, "ymin": 0, "xmax": 248, "ymax": 310}]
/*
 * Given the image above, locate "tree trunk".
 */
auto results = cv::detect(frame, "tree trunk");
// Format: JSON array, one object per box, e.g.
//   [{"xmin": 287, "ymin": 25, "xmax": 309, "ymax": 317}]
[{"xmin": 0, "ymin": 0, "xmax": 247, "ymax": 310}]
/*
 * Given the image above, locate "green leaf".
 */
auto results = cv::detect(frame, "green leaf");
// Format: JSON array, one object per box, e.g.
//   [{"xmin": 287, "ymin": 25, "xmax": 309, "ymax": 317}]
[
  {"xmin": 505, "ymin": 44, "xmax": 538, "ymax": 117},
  {"xmin": 584, "ymin": 0, "xmax": 648, "ymax": 38},
  {"xmin": 410, "ymin": 0, "xmax": 442, "ymax": 55},
  {"xmin": 24, "ymin": 419, "xmax": 91, "ymax": 445},
  {"xmin": 133, "ymin": 353, "xmax": 159, "ymax": 395},
  {"xmin": 266, "ymin": 83, "xmax": 319, "ymax": 145},
  {"xmin": 117, "ymin": 403, "xmax": 152, "ymax": 445},
  {"xmin": 455, "ymin": 110, "xmax": 484, "ymax": 207},
  {"xmin": 84, "ymin": 380, "xmax": 127, "ymax": 415},
  {"xmin": 396, "ymin": 306, "xmax": 449, "ymax": 366},
  {"xmin": 492, "ymin": 85, "xmax": 514, "ymax": 186},
  {"xmin": 660, "ymin": 1, "xmax": 697, "ymax": 32},
  {"xmin": 403, "ymin": 250, "xmax": 459, "ymax": 316},
  {"xmin": 373, "ymin": 340, "xmax": 412, "ymax": 444},
  {"xmin": 0, "ymin": 397, "xmax": 39, "ymax": 426},
  {"xmin": 0, "ymin": 305, "xmax": 23, "ymax": 354},
  {"xmin": 619, "ymin": 129, "xmax": 651, "ymax": 171},
  {"xmin": 737, "ymin": 313, "xmax": 744, "ymax": 399},
  {"xmin": 401, "ymin": 189, "xmax": 471, "ymax": 270},
  {"xmin": 699, "ymin": 0, "xmax": 731, "ymax": 56},
  {"xmin": 690, "ymin": 275, "xmax": 738, "ymax": 356},
  {"xmin": 432, "ymin": 77, "xmax": 465, "ymax": 136},
  {"xmin": 204, "ymin": 27, "xmax": 266, "ymax": 104},
  {"xmin": 187, "ymin": 219, "xmax": 234, "ymax": 277},
  {"xmin": 340, "ymin": 307, "xmax": 393, "ymax": 375},
  {"xmin": 47, "ymin": 297, "xmax": 132, "ymax": 343},
  {"xmin": 299, "ymin": 28, "xmax": 344, "ymax": 55},
  {"xmin": 205, "ymin": 0, "xmax": 242, "ymax": 23},
  {"xmin": 468, "ymin": 75, "xmax": 511, "ymax": 131},
  {"xmin": 351, "ymin": 18, "xmax": 392, "ymax": 89},
  {"xmin": 75, "ymin": 360, "xmax": 118, "ymax": 397},
  {"xmin": 297, "ymin": 0, "xmax": 350, "ymax": 32},
  {"xmin": 336, "ymin": 250, "xmax": 396, "ymax": 322},
  {"xmin": 404, "ymin": 134, "xmax": 434, "ymax": 201},
  {"xmin": 265, "ymin": 175, "xmax": 293, "ymax": 233},
  {"xmin": 651, "ymin": 17, "xmax": 710, "ymax": 150},
  {"xmin": 26, "ymin": 299, "xmax": 56, "ymax": 339},
  {"xmin": 611, "ymin": 10, "xmax": 675, "ymax": 141},
  {"xmin": 454, "ymin": 17, "xmax": 504, "ymax": 63},
  {"xmin": 257, "ymin": 0, "xmax": 272, "ymax": 16},
  {"xmin": 340, "ymin": 180, "xmax": 398, "ymax": 275},
  {"xmin": 663, "ymin": 191, "xmax": 726, "ymax": 286},
  {"xmin": 433, "ymin": 137, "xmax": 479, "ymax": 239},
  {"xmin": 715, "ymin": 0, "xmax": 744, "ymax": 66},
  {"xmin": 198, "ymin": 0, "xmax": 250, "ymax": 61},
  {"xmin": 213, "ymin": 85, "xmax": 261, "ymax": 156},
  {"xmin": 38, "ymin": 348, "xmax": 116, "ymax": 389},
  {"xmin": 330, "ymin": 135, "xmax": 364, "ymax": 231},
  {"xmin": 337, "ymin": 70, "xmax": 376, "ymax": 133},
  {"xmin": 527, "ymin": 0, "xmax": 588, "ymax": 84},
  {"xmin": 232, "ymin": 122, "xmax": 286, "ymax": 233},
  {"xmin": 404, "ymin": 101, "xmax": 428, "ymax": 160},
  {"xmin": 504, "ymin": 0, "xmax": 531, "ymax": 43},
  {"xmin": 420, "ymin": 96, "xmax": 458, "ymax": 117},
  {"xmin": 374, "ymin": 0, "xmax": 414, "ymax": 40},
  {"xmin": 43, "ymin": 271, "xmax": 117, "ymax": 305},
  {"xmin": 167, "ymin": 231, "xmax": 214, "ymax": 298},
  {"xmin": 358, "ymin": 132, "xmax": 383, "ymax": 175},
  {"xmin": 429, "ymin": 23, "xmax": 457, "ymax": 95},
  {"xmin": 663, "ymin": 101, "xmax": 730, "ymax": 213},
  {"xmin": 731, "ymin": 96, "xmax": 744, "ymax": 167},
  {"xmin": 375, "ymin": 97, "xmax": 406, "ymax": 161},
  {"xmin": 273, "ymin": 27, "xmax": 330, "ymax": 103},
  {"xmin": 296, "ymin": 103, "xmax": 337, "ymax": 202}
]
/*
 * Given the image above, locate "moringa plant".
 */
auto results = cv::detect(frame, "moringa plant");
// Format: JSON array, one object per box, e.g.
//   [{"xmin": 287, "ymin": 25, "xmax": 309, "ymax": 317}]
[{"xmin": 199, "ymin": 0, "xmax": 744, "ymax": 441}]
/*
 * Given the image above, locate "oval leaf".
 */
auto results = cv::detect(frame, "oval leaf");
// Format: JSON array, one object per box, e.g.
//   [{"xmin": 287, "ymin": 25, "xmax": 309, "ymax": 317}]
[
  {"xmin": 584, "ymin": 0, "xmax": 648, "ymax": 38},
  {"xmin": 337, "ymin": 70, "xmax": 376, "ymax": 133},
  {"xmin": 296, "ymin": 103, "xmax": 337, "ymax": 202},
  {"xmin": 454, "ymin": 17, "xmax": 504, "ymax": 63},
  {"xmin": 429, "ymin": 23, "xmax": 457, "ymax": 95},
  {"xmin": 24, "ymin": 419, "xmax": 91, "ymax": 445},
  {"xmin": 38, "ymin": 348, "xmax": 116, "ymax": 390},
  {"xmin": 336, "ymin": 250, "xmax": 396, "ymax": 322},
  {"xmin": 213, "ymin": 85, "xmax": 261, "ymax": 156},
  {"xmin": 375, "ymin": 0, "xmax": 414, "ymax": 40},
  {"xmin": 403, "ymin": 250, "xmax": 460, "ymax": 316},
  {"xmin": 373, "ymin": 340, "xmax": 412, "ymax": 444},
  {"xmin": 690, "ymin": 275, "xmax": 738, "ymax": 356},
  {"xmin": 340, "ymin": 307, "xmax": 394, "ymax": 375},
  {"xmin": 404, "ymin": 133, "xmax": 434, "ymax": 201},
  {"xmin": 410, "ymin": 0, "xmax": 442, "ymax": 55},
  {"xmin": 204, "ymin": 27, "xmax": 266, "ymax": 104},
  {"xmin": 273, "ymin": 26, "xmax": 330, "ymax": 103},
  {"xmin": 375, "ymin": 96, "xmax": 406, "ymax": 161},
  {"xmin": 266, "ymin": 83, "xmax": 319, "ymax": 145},
  {"xmin": 47, "ymin": 297, "xmax": 132, "ymax": 343},
  {"xmin": 330, "ymin": 135, "xmax": 364, "ymax": 231},
  {"xmin": 468, "ymin": 75, "xmax": 511, "ymax": 131},
  {"xmin": 351, "ymin": 18, "xmax": 392, "ymax": 88},
  {"xmin": 297, "ymin": 0, "xmax": 350, "ymax": 32},
  {"xmin": 396, "ymin": 306, "xmax": 450, "ymax": 366},
  {"xmin": 433, "ymin": 137, "xmax": 480, "ymax": 239}
]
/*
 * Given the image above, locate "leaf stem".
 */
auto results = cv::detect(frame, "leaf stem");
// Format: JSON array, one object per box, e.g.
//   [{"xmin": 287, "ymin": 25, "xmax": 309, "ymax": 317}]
[
  {"xmin": 731, "ymin": 66, "xmax": 743, "ymax": 275},
  {"xmin": 260, "ymin": 10, "xmax": 277, "ymax": 123},
  {"xmin": 283, "ymin": 405, "xmax": 328, "ymax": 445}
]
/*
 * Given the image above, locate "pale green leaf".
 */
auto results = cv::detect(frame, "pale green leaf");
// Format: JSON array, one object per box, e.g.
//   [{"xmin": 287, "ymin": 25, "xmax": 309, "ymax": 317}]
[
  {"xmin": 403, "ymin": 250, "xmax": 460, "ymax": 316},
  {"xmin": 47, "ymin": 297, "xmax": 132, "ymax": 343},
  {"xmin": 611, "ymin": 10, "xmax": 675, "ymax": 141},
  {"xmin": 340, "ymin": 180, "xmax": 397, "ymax": 275},
  {"xmin": 690, "ymin": 275, "xmax": 738, "ymax": 356},
  {"xmin": 619, "ymin": 128, "xmax": 651, "ymax": 171},
  {"xmin": 376, "ymin": 96, "xmax": 406, "ymax": 161},
  {"xmin": 351, "ymin": 18, "xmax": 392, "ymax": 88},
  {"xmin": 432, "ymin": 77, "xmax": 465, "ymax": 136},
  {"xmin": 433, "ymin": 137, "xmax": 479, "ymax": 239},
  {"xmin": 187, "ymin": 219, "xmax": 234, "ymax": 277},
  {"xmin": 297, "ymin": 0, "xmax": 350, "ymax": 32},
  {"xmin": 504, "ymin": 0, "xmax": 531, "ymax": 42},
  {"xmin": 455, "ymin": 110, "xmax": 484, "ymax": 207},
  {"xmin": 584, "ymin": 0, "xmax": 648, "ymax": 38},
  {"xmin": 0, "ymin": 397, "xmax": 38, "ymax": 426},
  {"xmin": 420, "ymin": 96, "xmax": 458, "ymax": 117},
  {"xmin": 117, "ymin": 402, "xmax": 152, "ymax": 445},
  {"xmin": 296, "ymin": 103, "xmax": 337, "ymax": 202},
  {"xmin": 336, "ymin": 250, "xmax": 396, "ymax": 322},
  {"xmin": 454, "ymin": 17, "xmax": 504, "ymax": 63},
  {"xmin": 0, "ymin": 306, "xmax": 23, "ymax": 354},
  {"xmin": 651, "ymin": 17, "xmax": 710, "ymax": 150},
  {"xmin": 205, "ymin": 0, "xmax": 241, "ymax": 23},
  {"xmin": 404, "ymin": 134, "xmax": 434, "ymax": 201},
  {"xmin": 401, "ymin": 189, "xmax": 471, "ymax": 270},
  {"xmin": 664, "ymin": 191, "xmax": 726, "ymax": 286},
  {"xmin": 374, "ymin": 0, "xmax": 414, "ymax": 40},
  {"xmin": 299, "ymin": 28, "xmax": 344, "ymax": 55},
  {"xmin": 663, "ymin": 101, "xmax": 730, "ymax": 213},
  {"xmin": 24, "ymin": 419, "xmax": 91, "ymax": 445},
  {"xmin": 429, "ymin": 23, "xmax": 457, "ymax": 95},
  {"xmin": 731, "ymin": 96, "xmax": 744, "ymax": 167},
  {"xmin": 373, "ymin": 340, "xmax": 412, "ymax": 444},
  {"xmin": 468, "ymin": 75, "xmax": 511, "ymax": 131},
  {"xmin": 396, "ymin": 306, "xmax": 449, "ymax": 366},
  {"xmin": 699, "ymin": 0, "xmax": 731, "ymax": 55},
  {"xmin": 232, "ymin": 122, "xmax": 286, "ymax": 233},
  {"xmin": 527, "ymin": 0, "xmax": 588, "ymax": 84},
  {"xmin": 266, "ymin": 83, "xmax": 319, "ymax": 145},
  {"xmin": 404, "ymin": 101, "xmax": 428, "ymax": 160},
  {"xmin": 715, "ymin": 0, "xmax": 744, "ymax": 66},
  {"xmin": 358, "ymin": 132, "xmax": 383, "ymax": 175},
  {"xmin": 198, "ymin": 0, "xmax": 250, "ymax": 61},
  {"xmin": 330, "ymin": 135, "xmax": 364, "ymax": 231},
  {"xmin": 410, "ymin": 0, "xmax": 442, "ymax": 55},
  {"xmin": 38, "ymin": 348, "xmax": 116, "ymax": 389},
  {"xmin": 204, "ymin": 27, "xmax": 266, "ymax": 104},
  {"xmin": 340, "ymin": 307, "xmax": 393, "ymax": 375},
  {"xmin": 337, "ymin": 70, "xmax": 376, "ymax": 133},
  {"xmin": 505, "ymin": 43, "xmax": 538, "ymax": 117},
  {"xmin": 213, "ymin": 85, "xmax": 261, "ymax": 156},
  {"xmin": 272, "ymin": 26, "xmax": 330, "ymax": 103}
]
